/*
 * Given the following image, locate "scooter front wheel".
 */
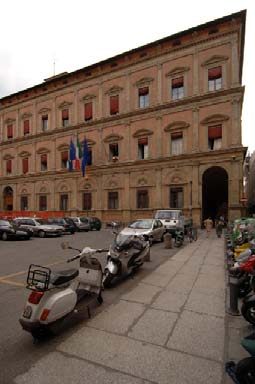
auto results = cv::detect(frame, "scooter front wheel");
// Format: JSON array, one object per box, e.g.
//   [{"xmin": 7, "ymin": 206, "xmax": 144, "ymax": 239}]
[
  {"xmin": 103, "ymin": 270, "xmax": 114, "ymax": 288},
  {"xmin": 235, "ymin": 357, "xmax": 255, "ymax": 383},
  {"xmin": 241, "ymin": 301, "xmax": 255, "ymax": 326}
]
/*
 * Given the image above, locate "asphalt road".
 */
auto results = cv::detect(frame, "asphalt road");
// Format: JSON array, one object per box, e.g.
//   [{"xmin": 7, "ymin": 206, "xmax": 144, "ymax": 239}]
[{"xmin": 0, "ymin": 229, "xmax": 178, "ymax": 384}]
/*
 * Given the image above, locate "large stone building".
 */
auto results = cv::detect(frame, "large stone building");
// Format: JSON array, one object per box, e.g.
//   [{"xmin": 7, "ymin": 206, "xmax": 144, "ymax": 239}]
[{"xmin": 0, "ymin": 10, "xmax": 247, "ymax": 226}]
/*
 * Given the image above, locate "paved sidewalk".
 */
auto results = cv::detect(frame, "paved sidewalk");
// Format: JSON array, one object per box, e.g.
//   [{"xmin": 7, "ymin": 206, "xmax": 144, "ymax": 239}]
[{"xmin": 14, "ymin": 231, "xmax": 234, "ymax": 384}]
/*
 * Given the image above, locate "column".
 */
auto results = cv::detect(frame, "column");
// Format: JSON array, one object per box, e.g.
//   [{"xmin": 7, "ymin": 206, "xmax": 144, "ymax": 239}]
[
  {"xmin": 193, "ymin": 48, "xmax": 199, "ymax": 96},
  {"xmin": 74, "ymin": 88, "xmax": 78, "ymax": 125},
  {"xmin": 98, "ymin": 81, "xmax": 103, "ymax": 118},
  {"xmin": 156, "ymin": 116, "xmax": 162, "ymax": 157},
  {"xmin": 231, "ymin": 36, "xmax": 240, "ymax": 87},
  {"xmin": 231, "ymin": 97, "xmax": 241, "ymax": 146},
  {"xmin": 52, "ymin": 97, "xmax": 56, "ymax": 129},
  {"xmin": 154, "ymin": 169, "xmax": 162, "ymax": 209},
  {"xmin": 192, "ymin": 107, "xmax": 199, "ymax": 152},
  {"xmin": 125, "ymin": 71, "xmax": 130, "ymax": 113},
  {"xmin": 157, "ymin": 64, "xmax": 162, "ymax": 104}
]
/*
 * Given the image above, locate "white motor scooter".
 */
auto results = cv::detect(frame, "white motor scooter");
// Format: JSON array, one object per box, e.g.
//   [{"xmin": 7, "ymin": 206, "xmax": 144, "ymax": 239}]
[{"xmin": 19, "ymin": 242, "xmax": 107, "ymax": 341}]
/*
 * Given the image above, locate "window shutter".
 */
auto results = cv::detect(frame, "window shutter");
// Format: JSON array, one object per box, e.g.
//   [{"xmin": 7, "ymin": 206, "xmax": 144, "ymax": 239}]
[
  {"xmin": 41, "ymin": 154, "xmax": 47, "ymax": 163},
  {"xmin": 110, "ymin": 95, "xmax": 119, "ymax": 114},
  {"xmin": 138, "ymin": 137, "xmax": 148, "ymax": 145},
  {"xmin": 6, "ymin": 159, "xmax": 12, "ymax": 173},
  {"xmin": 208, "ymin": 66, "xmax": 222, "ymax": 80},
  {"xmin": 172, "ymin": 77, "xmax": 184, "ymax": 88},
  {"xmin": 24, "ymin": 120, "xmax": 30, "ymax": 134},
  {"xmin": 23, "ymin": 158, "xmax": 28, "ymax": 174},
  {"xmin": 139, "ymin": 87, "xmax": 149, "ymax": 96},
  {"xmin": 171, "ymin": 132, "xmax": 183, "ymax": 139},
  {"xmin": 62, "ymin": 109, "xmax": 69, "ymax": 119},
  {"xmin": 61, "ymin": 151, "xmax": 68, "ymax": 161},
  {"xmin": 208, "ymin": 125, "xmax": 222, "ymax": 139},
  {"xmin": 84, "ymin": 102, "xmax": 93, "ymax": 120},
  {"xmin": 7, "ymin": 124, "xmax": 13, "ymax": 138}
]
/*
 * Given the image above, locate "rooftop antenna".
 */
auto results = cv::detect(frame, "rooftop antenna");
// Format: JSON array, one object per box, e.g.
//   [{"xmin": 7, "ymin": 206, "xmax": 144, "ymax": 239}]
[{"xmin": 53, "ymin": 57, "xmax": 56, "ymax": 76}]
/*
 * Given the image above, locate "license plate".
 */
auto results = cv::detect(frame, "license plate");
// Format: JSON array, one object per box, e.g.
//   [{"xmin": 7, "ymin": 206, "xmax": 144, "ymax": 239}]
[{"xmin": 23, "ymin": 306, "xmax": 32, "ymax": 319}]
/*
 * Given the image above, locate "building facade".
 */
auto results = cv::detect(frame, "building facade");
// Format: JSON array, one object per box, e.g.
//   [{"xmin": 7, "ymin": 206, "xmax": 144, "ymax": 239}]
[{"xmin": 0, "ymin": 10, "xmax": 247, "ymax": 226}]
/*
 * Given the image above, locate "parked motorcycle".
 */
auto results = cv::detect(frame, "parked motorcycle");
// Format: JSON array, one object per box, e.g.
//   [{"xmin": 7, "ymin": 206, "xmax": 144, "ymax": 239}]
[
  {"xmin": 226, "ymin": 332, "xmax": 255, "ymax": 383},
  {"xmin": 174, "ymin": 228, "xmax": 184, "ymax": 247},
  {"xmin": 102, "ymin": 231, "xmax": 150, "ymax": 288},
  {"xmin": 19, "ymin": 242, "xmax": 108, "ymax": 341}
]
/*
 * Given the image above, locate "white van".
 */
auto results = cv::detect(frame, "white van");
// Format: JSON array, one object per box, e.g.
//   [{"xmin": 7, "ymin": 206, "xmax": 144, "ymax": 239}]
[{"xmin": 154, "ymin": 210, "xmax": 185, "ymax": 234}]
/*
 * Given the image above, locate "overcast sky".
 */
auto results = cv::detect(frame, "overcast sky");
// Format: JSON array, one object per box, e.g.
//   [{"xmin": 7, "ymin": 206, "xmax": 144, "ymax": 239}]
[{"xmin": 0, "ymin": 0, "xmax": 254, "ymax": 152}]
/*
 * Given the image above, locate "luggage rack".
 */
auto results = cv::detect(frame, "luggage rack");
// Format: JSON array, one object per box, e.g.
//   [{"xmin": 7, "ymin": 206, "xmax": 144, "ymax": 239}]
[{"xmin": 26, "ymin": 264, "xmax": 51, "ymax": 291}]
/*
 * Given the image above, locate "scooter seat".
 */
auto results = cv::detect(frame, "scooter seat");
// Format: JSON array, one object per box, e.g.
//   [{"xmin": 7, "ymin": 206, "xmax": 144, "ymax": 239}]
[{"xmin": 51, "ymin": 269, "xmax": 79, "ymax": 286}]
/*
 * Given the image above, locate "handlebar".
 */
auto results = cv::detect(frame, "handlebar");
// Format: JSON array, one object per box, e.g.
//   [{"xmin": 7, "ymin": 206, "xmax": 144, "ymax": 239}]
[{"xmin": 67, "ymin": 248, "xmax": 108, "ymax": 263}]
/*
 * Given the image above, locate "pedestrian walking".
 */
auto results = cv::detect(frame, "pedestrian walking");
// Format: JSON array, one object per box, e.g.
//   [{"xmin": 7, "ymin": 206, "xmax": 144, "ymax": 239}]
[{"xmin": 204, "ymin": 217, "xmax": 213, "ymax": 237}]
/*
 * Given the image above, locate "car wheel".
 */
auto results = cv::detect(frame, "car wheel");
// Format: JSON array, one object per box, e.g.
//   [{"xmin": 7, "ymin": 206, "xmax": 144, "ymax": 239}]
[
  {"xmin": 2, "ymin": 232, "xmax": 8, "ymax": 241},
  {"xmin": 38, "ymin": 230, "xmax": 45, "ymax": 238}
]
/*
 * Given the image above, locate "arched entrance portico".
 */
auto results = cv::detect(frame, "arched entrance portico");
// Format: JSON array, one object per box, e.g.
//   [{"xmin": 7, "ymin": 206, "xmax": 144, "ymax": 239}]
[
  {"xmin": 202, "ymin": 166, "xmax": 228, "ymax": 223},
  {"xmin": 3, "ymin": 186, "xmax": 14, "ymax": 211}
]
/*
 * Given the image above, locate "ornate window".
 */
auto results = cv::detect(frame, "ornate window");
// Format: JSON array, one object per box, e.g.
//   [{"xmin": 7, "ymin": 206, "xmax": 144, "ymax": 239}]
[
  {"xmin": 137, "ymin": 190, "xmax": 149, "ymax": 208},
  {"xmin": 166, "ymin": 67, "xmax": 189, "ymax": 101},
  {"xmin": 40, "ymin": 154, "xmax": 48, "ymax": 171},
  {"xmin": 202, "ymin": 55, "xmax": 228, "ymax": 93},
  {"xmin": 6, "ymin": 159, "xmax": 12, "ymax": 174},
  {"xmin": 21, "ymin": 196, "xmax": 28, "ymax": 210},
  {"xmin": 138, "ymin": 87, "xmax": 149, "ymax": 108},
  {"xmin": 39, "ymin": 195, "xmax": 47, "ymax": 211},
  {"xmin": 83, "ymin": 192, "xmax": 92, "ymax": 210},
  {"xmin": 171, "ymin": 132, "xmax": 183, "ymax": 155},
  {"xmin": 108, "ymin": 191, "xmax": 118, "ymax": 209},
  {"xmin": 170, "ymin": 187, "xmax": 183, "ymax": 208},
  {"xmin": 138, "ymin": 138, "xmax": 148, "ymax": 159},
  {"xmin": 22, "ymin": 157, "xmax": 29, "ymax": 174},
  {"xmin": 60, "ymin": 194, "xmax": 68, "ymax": 211}
]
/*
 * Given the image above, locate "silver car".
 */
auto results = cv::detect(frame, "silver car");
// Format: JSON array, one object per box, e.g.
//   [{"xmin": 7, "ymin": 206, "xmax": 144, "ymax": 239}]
[
  {"xmin": 119, "ymin": 219, "xmax": 165, "ymax": 244},
  {"xmin": 13, "ymin": 217, "xmax": 63, "ymax": 238},
  {"xmin": 69, "ymin": 217, "xmax": 90, "ymax": 232}
]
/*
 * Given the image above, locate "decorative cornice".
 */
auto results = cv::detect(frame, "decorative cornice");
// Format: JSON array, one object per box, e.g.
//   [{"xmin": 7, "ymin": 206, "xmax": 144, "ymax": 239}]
[
  {"xmin": 58, "ymin": 101, "xmax": 72, "ymax": 109},
  {"xmin": 133, "ymin": 128, "xmax": 153, "ymax": 138},
  {"xmin": 201, "ymin": 55, "xmax": 229, "ymax": 67},
  {"xmin": 103, "ymin": 133, "xmax": 123, "ymax": 143},
  {"xmin": 164, "ymin": 121, "xmax": 190, "ymax": 132},
  {"xmin": 18, "ymin": 151, "xmax": 31, "ymax": 157},
  {"xmin": 135, "ymin": 77, "xmax": 154, "ymax": 87},
  {"xmin": 105, "ymin": 86, "xmax": 123, "ymax": 96},
  {"xmin": 21, "ymin": 112, "xmax": 32, "ymax": 119},
  {"xmin": 4, "ymin": 118, "xmax": 15, "ymax": 124},
  {"xmin": 36, "ymin": 147, "xmax": 50, "ymax": 154},
  {"xmin": 81, "ymin": 94, "xmax": 96, "ymax": 101},
  {"xmin": 165, "ymin": 66, "xmax": 190, "ymax": 77},
  {"xmin": 38, "ymin": 107, "xmax": 51, "ymax": 114},
  {"xmin": 200, "ymin": 114, "xmax": 229, "ymax": 125},
  {"xmin": 57, "ymin": 144, "xmax": 69, "ymax": 151},
  {"xmin": 3, "ymin": 154, "xmax": 14, "ymax": 160}
]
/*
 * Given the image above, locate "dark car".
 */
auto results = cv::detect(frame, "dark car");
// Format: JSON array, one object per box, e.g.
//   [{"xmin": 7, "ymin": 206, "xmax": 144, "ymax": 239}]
[
  {"xmin": 88, "ymin": 217, "xmax": 102, "ymax": 231},
  {"xmin": 63, "ymin": 217, "xmax": 78, "ymax": 232},
  {"xmin": 0, "ymin": 220, "xmax": 31, "ymax": 241},
  {"xmin": 47, "ymin": 217, "xmax": 75, "ymax": 234}
]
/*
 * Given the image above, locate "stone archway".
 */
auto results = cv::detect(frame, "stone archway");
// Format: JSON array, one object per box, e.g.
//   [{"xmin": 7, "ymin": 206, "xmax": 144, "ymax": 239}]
[
  {"xmin": 202, "ymin": 166, "xmax": 228, "ymax": 223},
  {"xmin": 3, "ymin": 186, "xmax": 14, "ymax": 211}
]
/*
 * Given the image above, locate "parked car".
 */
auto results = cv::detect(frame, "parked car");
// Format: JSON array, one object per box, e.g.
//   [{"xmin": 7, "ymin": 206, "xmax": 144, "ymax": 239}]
[
  {"xmin": 46, "ymin": 217, "xmax": 75, "ymax": 234},
  {"xmin": 119, "ymin": 219, "xmax": 165, "ymax": 244},
  {"xmin": 87, "ymin": 216, "xmax": 102, "ymax": 231},
  {"xmin": 13, "ymin": 217, "xmax": 63, "ymax": 238},
  {"xmin": 67, "ymin": 217, "xmax": 90, "ymax": 232},
  {"xmin": 63, "ymin": 217, "xmax": 78, "ymax": 232},
  {"xmin": 0, "ymin": 220, "xmax": 31, "ymax": 241}
]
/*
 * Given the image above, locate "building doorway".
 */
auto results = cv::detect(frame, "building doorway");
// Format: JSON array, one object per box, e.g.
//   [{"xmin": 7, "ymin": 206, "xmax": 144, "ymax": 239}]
[
  {"xmin": 3, "ymin": 186, "xmax": 14, "ymax": 211},
  {"xmin": 202, "ymin": 166, "xmax": 228, "ymax": 224}
]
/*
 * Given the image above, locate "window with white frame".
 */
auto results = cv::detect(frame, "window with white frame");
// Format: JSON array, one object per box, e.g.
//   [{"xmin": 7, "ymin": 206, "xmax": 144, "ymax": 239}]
[
  {"xmin": 208, "ymin": 125, "xmax": 222, "ymax": 150},
  {"xmin": 138, "ymin": 137, "xmax": 148, "ymax": 159},
  {"xmin": 171, "ymin": 77, "xmax": 184, "ymax": 100},
  {"xmin": 171, "ymin": 132, "xmax": 183, "ymax": 155},
  {"xmin": 42, "ymin": 115, "xmax": 48, "ymax": 131},
  {"xmin": 138, "ymin": 87, "xmax": 149, "ymax": 108},
  {"xmin": 208, "ymin": 66, "xmax": 222, "ymax": 91}
]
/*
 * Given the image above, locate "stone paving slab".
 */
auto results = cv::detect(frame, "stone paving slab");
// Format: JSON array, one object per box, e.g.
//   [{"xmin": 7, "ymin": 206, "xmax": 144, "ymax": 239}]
[
  {"xmin": 167, "ymin": 310, "xmax": 225, "ymax": 362},
  {"xmin": 141, "ymin": 272, "xmax": 173, "ymax": 288},
  {"xmin": 165, "ymin": 273, "xmax": 197, "ymax": 294},
  {"xmin": 185, "ymin": 290, "xmax": 225, "ymax": 317},
  {"xmin": 59, "ymin": 327, "xmax": 223, "ymax": 384},
  {"xmin": 121, "ymin": 283, "xmax": 161, "ymax": 304},
  {"xmin": 155, "ymin": 260, "xmax": 184, "ymax": 275},
  {"xmin": 192, "ymin": 275, "xmax": 225, "ymax": 297},
  {"xmin": 87, "ymin": 300, "xmax": 145, "ymax": 334},
  {"xmin": 151, "ymin": 290, "xmax": 187, "ymax": 312},
  {"xmin": 128, "ymin": 308, "xmax": 178, "ymax": 345},
  {"xmin": 14, "ymin": 351, "xmax": 150, "ymax": 384}
]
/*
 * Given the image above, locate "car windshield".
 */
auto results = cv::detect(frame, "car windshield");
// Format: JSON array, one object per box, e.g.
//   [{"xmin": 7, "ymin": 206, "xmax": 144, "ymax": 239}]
[
  {"xmin": 36, "ymin": 219, "xmax": 48, "ymax": 225},
  {"xmin": 0, "ymin": 220, "xmax": 11, "ymax": 226},
  {"xmin": 129, "ymin": 220, "xmax": 152, "ymax": 229},
  {"xmin": 155, "ymin": 211, "xmax": 180, "ymax": 220},
  {"xmin": 80, "ymin": 217, "xmax": 88, "ymax": 223}
]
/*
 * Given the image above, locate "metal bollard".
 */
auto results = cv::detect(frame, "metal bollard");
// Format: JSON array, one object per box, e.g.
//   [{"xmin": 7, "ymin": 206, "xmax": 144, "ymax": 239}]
[
  {"xmin": 228, "ymin": 274, "xmax": 241, "ymax": 315},
  {"xmin": 164, "ymin": 232, "xmax": 172, "ymax": 249}
]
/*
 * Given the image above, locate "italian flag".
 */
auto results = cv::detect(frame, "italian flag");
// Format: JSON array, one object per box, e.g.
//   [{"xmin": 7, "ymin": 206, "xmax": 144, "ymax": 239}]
[{"xmin": 75, "ymin": 135, "xmax": 82, "ymax": 170}]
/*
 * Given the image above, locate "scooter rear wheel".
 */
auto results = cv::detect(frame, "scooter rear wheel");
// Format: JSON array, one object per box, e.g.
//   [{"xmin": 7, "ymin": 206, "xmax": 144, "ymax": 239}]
[
  {"xmin": 103, "ymin": 270, "xmax": 114, "ymax": 288},
  {"xmin": 241, "ymin": 301, "xmax": 255, "ymax": 326},
  {"xmin": 235, "ymin": 357, "xmax": 255, "ymax": 383}
]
